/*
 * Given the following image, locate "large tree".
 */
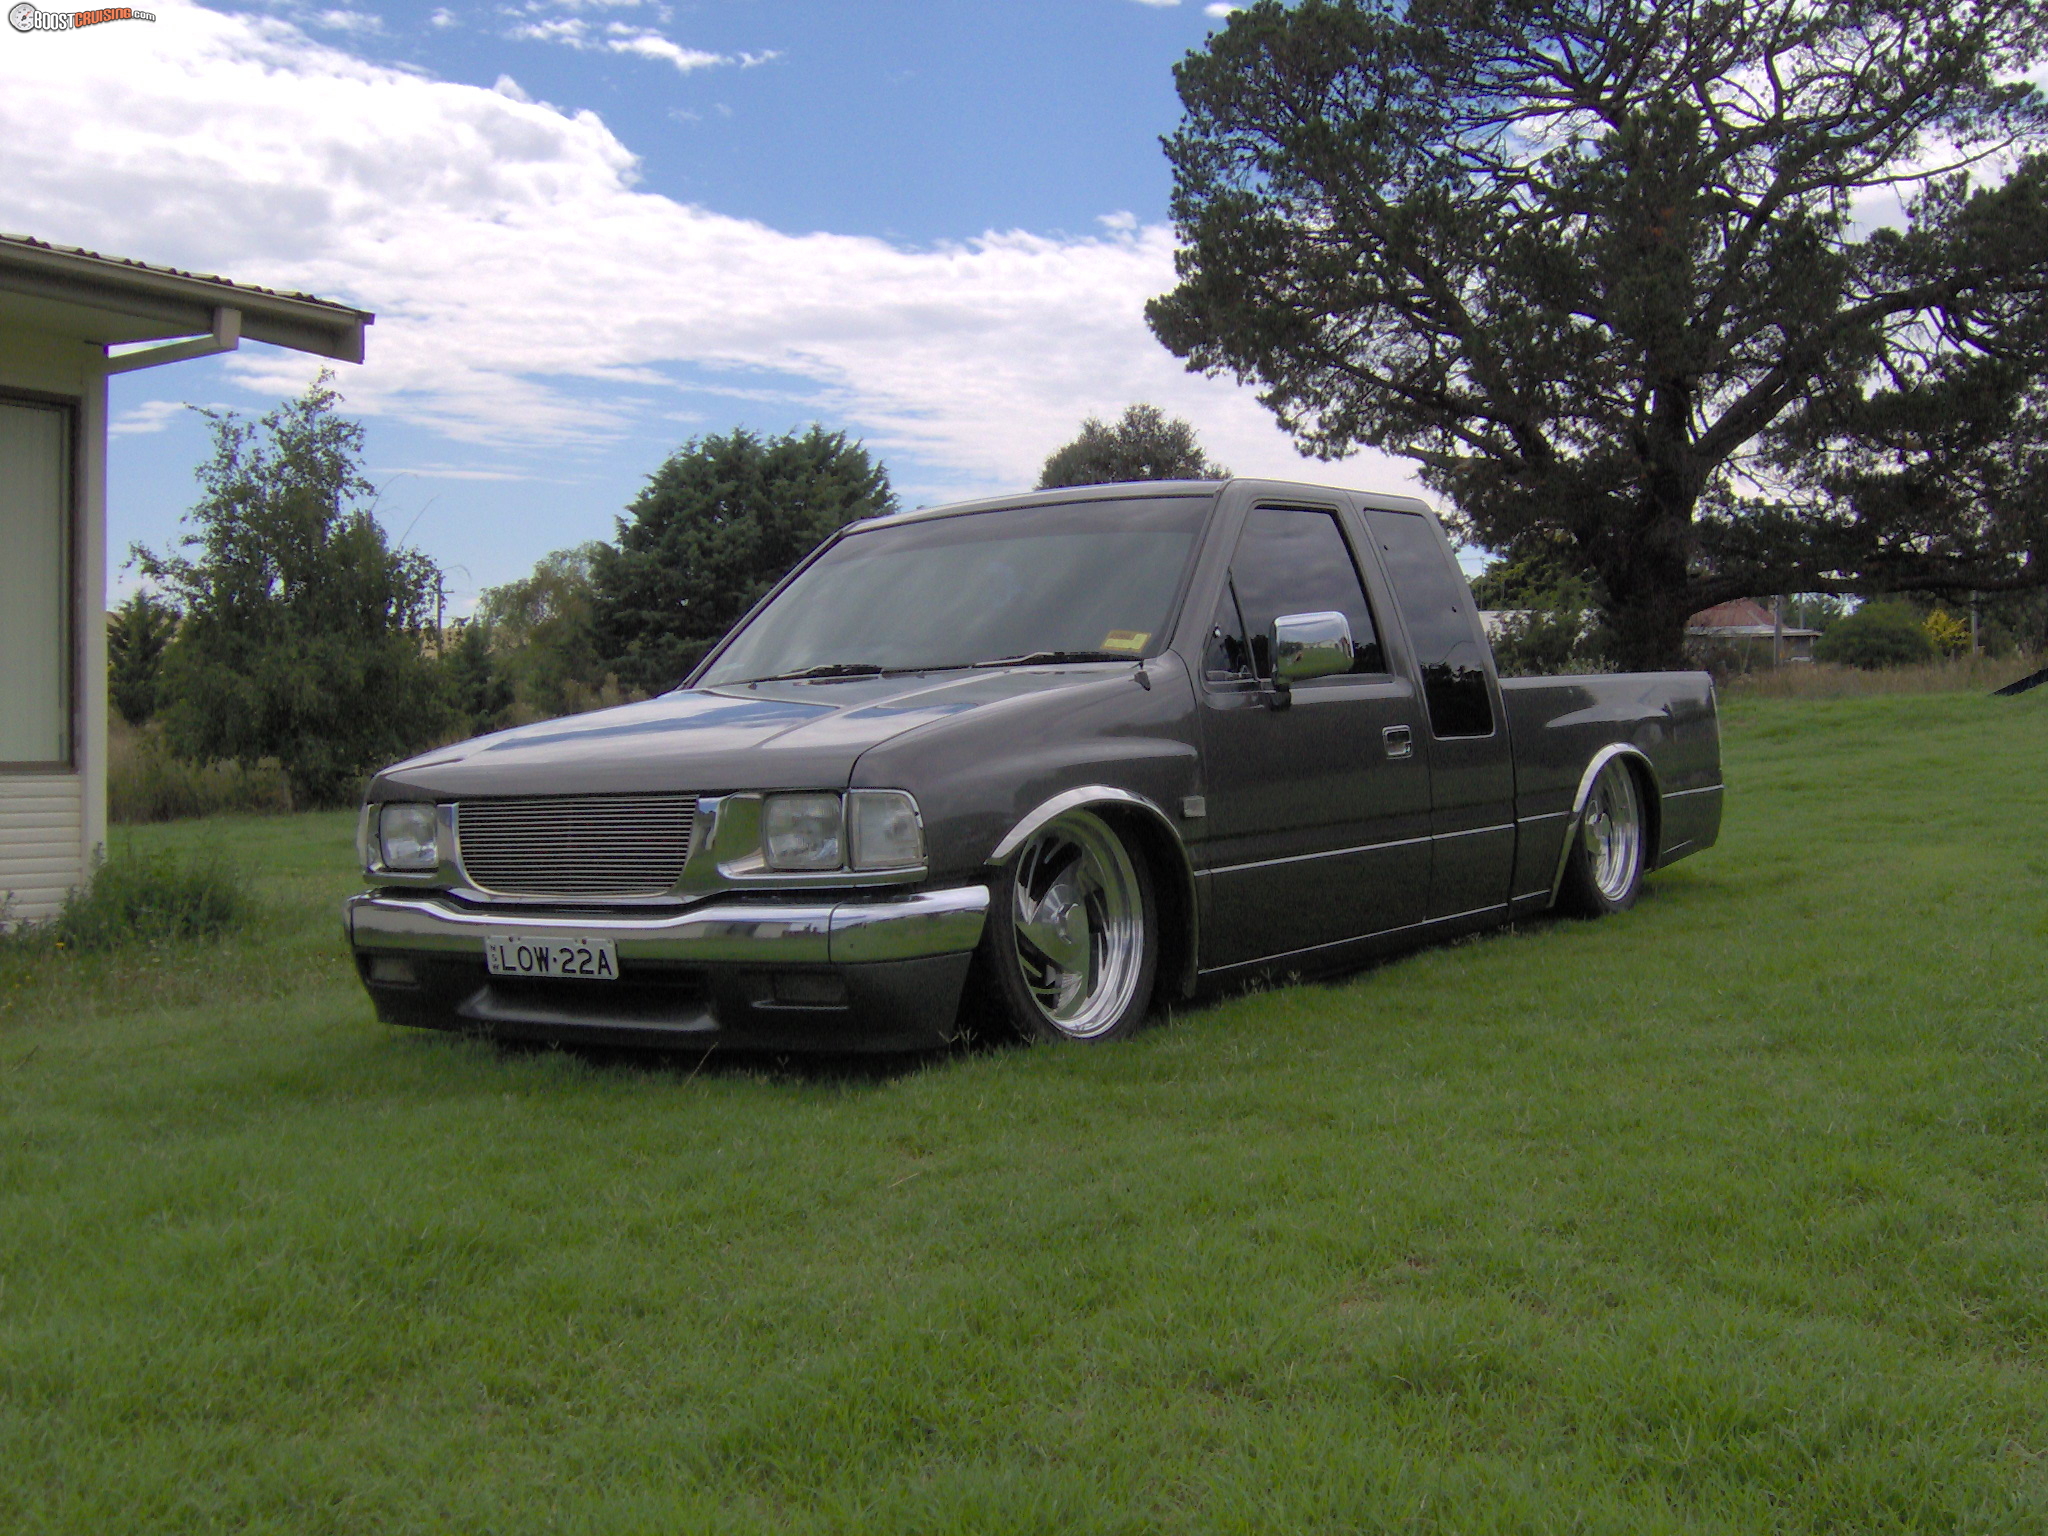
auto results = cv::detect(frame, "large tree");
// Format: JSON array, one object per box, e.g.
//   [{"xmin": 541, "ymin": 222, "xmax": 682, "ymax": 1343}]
[
  {"xmin": 1148, "ymin": 0, "xmax": 2048, "ymax": 667},
  {"xmin": 136, "ymin": 379, "xmax": 448, "ymax": 806},
  {"xmin": 592, "ymin": 427, "xmax": 895, "ymax": 693},
  {"xmin": 1038, "ymin": 403, "xmax": 1230, "ymax": 487}
]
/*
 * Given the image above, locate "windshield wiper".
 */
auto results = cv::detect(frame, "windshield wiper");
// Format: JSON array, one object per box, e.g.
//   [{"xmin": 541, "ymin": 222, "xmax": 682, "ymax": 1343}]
[
  {"xmin": 743, "ymin": 662, "xmax": 891, "ymax": 683},
  {"xmin": 971, "ymin": 650, "xmax": 1132, "ymax": 668}
]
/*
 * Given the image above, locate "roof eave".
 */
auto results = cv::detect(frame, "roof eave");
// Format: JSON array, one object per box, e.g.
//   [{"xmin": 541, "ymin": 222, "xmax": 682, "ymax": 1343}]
[{"xmin": 0, "ymin": 238, "xmax": 372, "ymax": 361}]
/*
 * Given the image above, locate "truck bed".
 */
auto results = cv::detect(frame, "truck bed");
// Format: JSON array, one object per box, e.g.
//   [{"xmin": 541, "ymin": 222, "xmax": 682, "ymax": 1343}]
[{"xmin": 1500, "ymin": 672, "xmax": 1724, "ymax": 887}]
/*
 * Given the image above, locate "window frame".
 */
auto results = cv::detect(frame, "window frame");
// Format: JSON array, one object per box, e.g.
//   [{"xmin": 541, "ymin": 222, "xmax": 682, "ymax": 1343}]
[
  {"xmin": 1357, "ymin": 504, "xmax": 1500, "ymax": 741},
  {"xmin": 1199, "ymin": 500, "xmax": 1392, "ymax": 692},
  {"xmin": 0, "ymin": 386, "xmax": 82, "ymax": 773}
]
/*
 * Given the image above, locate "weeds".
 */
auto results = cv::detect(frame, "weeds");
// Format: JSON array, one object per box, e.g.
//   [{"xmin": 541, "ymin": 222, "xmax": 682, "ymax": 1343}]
[
  {"xmin": 108, "ymin": 719, "xmax": 292, "ymax": 824},
  {"xmin": 2, "ymin": 847, "xmax": 249, "ymax": 956},
  {"xmin": 1719, "ymin": 650, "xmax": 2041, "ymax": 698}
]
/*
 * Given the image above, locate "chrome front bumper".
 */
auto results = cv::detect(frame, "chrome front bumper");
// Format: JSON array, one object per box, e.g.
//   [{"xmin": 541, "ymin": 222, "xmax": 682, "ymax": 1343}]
[
  {"xmin": 345, "ymin": 884, "xmax": 991, "ymax": 1052},
  {"xmin": 346, "ymin": 884, "xmax": 990, "ymax": 965}
]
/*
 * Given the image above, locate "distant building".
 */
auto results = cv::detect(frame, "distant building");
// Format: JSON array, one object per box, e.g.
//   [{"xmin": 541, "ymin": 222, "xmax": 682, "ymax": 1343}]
[
  {"xmin": 1685, "ymin": 598, "xmax": 1820, "ymax": 664},
  {"xmin": 1, "ymin": 235, "xmax": 370, "ymax": 924}
]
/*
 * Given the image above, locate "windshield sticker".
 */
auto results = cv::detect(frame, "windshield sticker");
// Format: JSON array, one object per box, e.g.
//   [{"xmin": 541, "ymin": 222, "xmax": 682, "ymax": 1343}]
[{"xmin": 1101, "ymin": 630, "xmax": 1149, "ymax": 653}]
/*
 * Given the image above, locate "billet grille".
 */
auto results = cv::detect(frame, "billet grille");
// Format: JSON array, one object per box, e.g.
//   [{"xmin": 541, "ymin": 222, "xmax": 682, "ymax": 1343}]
[{"xmin": 455, "ymin": 794, "xmax": 695, "ymax": 898}]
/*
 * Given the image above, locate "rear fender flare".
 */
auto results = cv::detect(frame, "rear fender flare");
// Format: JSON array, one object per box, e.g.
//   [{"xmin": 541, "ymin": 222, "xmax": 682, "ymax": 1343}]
[{"xmin": 1547, "ymin": 745, "xmax": 1661, "ymax": 905}]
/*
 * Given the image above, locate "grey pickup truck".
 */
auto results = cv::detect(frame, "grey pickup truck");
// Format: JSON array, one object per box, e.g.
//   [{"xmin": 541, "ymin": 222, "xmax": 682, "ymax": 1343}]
[{"xmin": 347, "ymin": 479, "xmax": 1721, "ymax": 1050}]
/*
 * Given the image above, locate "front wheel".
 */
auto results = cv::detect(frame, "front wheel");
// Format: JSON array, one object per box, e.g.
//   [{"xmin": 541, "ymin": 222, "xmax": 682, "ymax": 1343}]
[
  {"xmin": 983, "ymin": 809, "xmax": 1158, "ymax": 1043},
  {"xmin": 1558, "ymin": 758, "xmax": 1647, "ymax": 916}
]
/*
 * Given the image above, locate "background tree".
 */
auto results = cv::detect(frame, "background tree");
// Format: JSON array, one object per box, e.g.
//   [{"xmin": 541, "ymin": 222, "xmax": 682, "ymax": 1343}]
[
  {"xmin": 1148, "ymin": 0, "xmax": 2048, "ymax": 668},
  {"xmin": 439, "ymin": 619, "xmax": 515, "ymax": 738},
  {"xmin": 136, "ymin": 378, "xmax": 448, "ymax": 807},
  {"xmin": 1470, "ymin": 539, "xmax": 1607, "ymax": 675},
  {"xmin": 473, "ymin": 543, "xmax": 621, "ymax": 723},
  {"xmin": 592, "ymin": 426, "xmax": 895, "ymax": 693},
  {"xmin": 1038, "ymin": 403, "xmax": 1230, "ymax": 488},
  {"xmin": 106, "ymin": 589, "xmax": 178, "ymax": 726},
  {"xmin": 1815, "ymin": 601, "xmax": 1938, "ymax": 668}
]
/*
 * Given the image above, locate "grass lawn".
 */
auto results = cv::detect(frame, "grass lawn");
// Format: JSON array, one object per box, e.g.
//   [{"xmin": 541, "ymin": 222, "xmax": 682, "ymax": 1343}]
[{"xmin": 4, "ymin": 692, "xmax": 2047, "ymax": 1533}]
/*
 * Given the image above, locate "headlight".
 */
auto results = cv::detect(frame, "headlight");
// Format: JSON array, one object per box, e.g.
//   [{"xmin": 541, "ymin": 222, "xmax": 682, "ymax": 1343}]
[
  {"xmin": 762, "ymin": 792, "xmax": 843, "ymax": 870},
  {"xmin": 377, "ymin": 802, "xmax": 440, "ymax": 871},
  {"xmin": 848, "ymin": 789, "xmax": 923, "ymax": 870}
]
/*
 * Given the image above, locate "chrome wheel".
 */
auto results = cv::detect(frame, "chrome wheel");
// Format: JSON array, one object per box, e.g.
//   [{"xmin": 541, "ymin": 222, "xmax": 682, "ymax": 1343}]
[
  {"xmin": 1008, "ymin": 810, "xmax": 1148, "ymax": 1039},
  {"xmin": 1580, "ymin": 758, "xmax": 1643, "ymax": 904}
]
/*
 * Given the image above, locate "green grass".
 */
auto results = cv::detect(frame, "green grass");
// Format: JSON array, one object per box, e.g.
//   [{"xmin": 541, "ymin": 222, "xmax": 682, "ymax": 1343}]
[{"xmin": 4, "ymin": 692, "xmax": 2047, "ymax": 1533}]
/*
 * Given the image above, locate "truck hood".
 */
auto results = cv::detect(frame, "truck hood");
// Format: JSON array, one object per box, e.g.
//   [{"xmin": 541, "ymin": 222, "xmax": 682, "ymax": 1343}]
[{"xmin": 369, "ymin": 665, "xmax": 1139, "ymax": 799}]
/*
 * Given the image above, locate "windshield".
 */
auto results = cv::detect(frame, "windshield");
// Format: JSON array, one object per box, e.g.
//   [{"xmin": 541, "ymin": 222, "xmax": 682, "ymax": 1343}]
[{"xmin": 698, "ymin": 497, "xmax": 1212, "ymax": 686}]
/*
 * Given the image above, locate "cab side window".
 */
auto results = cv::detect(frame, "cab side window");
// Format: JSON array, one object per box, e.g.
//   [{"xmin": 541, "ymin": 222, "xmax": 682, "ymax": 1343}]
[
  {"xmin": 1204, "ymin": 506, "xmax": 1386, "ymax": 681},
  {"xmin": 1364, "ymin": 507, "xmax": 1494, "ymax": 737}
]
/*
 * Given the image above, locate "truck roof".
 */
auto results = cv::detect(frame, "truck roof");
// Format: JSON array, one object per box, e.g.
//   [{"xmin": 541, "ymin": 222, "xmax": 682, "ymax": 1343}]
[{"xmin": 852, "ymin": 477, "xmax": 1434, "ymax": 533}]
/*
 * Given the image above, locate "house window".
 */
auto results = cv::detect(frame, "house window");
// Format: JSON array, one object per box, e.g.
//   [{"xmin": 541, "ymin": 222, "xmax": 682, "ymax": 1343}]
[{"xmin": 0, "ymin": 397, "xmax": 72, "ymax": 766}]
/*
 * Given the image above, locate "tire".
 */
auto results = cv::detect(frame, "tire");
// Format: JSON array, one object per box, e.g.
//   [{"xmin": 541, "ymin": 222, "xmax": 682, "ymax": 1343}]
[
  {"xmin": 983, "ymin": 808, "xmax": 1159, "ymax": 1043},
  {"xmin": 1558, "ymin": 757, "xmax": 1648, "ymax": 916}
]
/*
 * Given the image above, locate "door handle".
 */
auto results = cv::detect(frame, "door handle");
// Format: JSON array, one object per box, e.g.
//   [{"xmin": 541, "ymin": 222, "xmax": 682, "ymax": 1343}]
[{"xmin": 1383, "ymin": 725, "xmax": 1413, "ymax": 759}]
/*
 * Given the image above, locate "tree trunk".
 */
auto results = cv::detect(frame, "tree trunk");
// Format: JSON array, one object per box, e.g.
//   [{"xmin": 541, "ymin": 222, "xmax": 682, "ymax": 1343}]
[
  {"xmin": 1602, "ymin": 588, "xmax": 1695, "ymax": 671},
  {"xmin": 1591, "ymin": 494, "xmax": 1696, "ymax": 671}
]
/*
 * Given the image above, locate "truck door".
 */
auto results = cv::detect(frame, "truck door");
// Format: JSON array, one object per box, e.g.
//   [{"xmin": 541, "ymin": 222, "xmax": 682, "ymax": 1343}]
[
  {"xmin": 1360, "ymin": 506, "xmax": 1516, "ymax": 922},
  {"xmin": 1195, "ymin": 501, "xmax": 1433, "ymax": 969}
]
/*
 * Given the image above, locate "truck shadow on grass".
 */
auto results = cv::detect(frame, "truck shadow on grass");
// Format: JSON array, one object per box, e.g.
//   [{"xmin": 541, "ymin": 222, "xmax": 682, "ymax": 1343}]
[{"xmin": 455, "ymin": 873, "xmax": 1717, "ymax": 1088}]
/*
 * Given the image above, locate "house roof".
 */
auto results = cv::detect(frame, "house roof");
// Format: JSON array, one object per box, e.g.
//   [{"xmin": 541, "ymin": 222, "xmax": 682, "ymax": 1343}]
[
  {"xmin": 1687, "ymin": 598, "xmax": 1820, "ymax": 639},
  {"xmin": 0, "ymin": 234, "xmax": 372, "ymax": 361}
]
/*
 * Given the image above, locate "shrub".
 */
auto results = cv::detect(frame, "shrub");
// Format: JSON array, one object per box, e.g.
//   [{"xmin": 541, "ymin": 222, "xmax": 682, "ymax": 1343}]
[
  {"xmin": 1924, "ymin": 608, "xmax": 1971, "ymax": 656},
  {"xmin": 1813, "ymin": 602, "xmax": 1936, "ymax": 669},
  {"xmin": 41, "ymin": 849, "xmax": 249, "ymax": 951}
]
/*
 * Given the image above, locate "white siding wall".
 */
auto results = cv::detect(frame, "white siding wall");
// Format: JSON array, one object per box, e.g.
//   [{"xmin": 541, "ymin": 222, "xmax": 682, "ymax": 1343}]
[
  {"xmin": 2, "ymin": 325, "xmax": 100, "ymax": 928},
  {"xmin": 0, "ymin": 773, "xmax": 84, "ymax": 924}
]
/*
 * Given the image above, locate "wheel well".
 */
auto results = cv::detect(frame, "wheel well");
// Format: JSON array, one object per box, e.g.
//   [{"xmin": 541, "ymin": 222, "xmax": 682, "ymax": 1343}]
[
  {"xmin": 1550, "ymin": 748, "xmax": 1665, "ymax": 908},
  {"xmin": 1096, "ymin": 805, "xmax": 1198, "ymax": 1005}
]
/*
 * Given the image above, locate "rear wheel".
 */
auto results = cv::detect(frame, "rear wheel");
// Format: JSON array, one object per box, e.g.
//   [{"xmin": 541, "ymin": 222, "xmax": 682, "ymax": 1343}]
[
  {"xmin": 1559, "ymin": 758, "xmax": 1647, "ymax": 916},
  {"xmin": 984, "ymin": 809, "xmax": 1158, "ymax": 1042}
]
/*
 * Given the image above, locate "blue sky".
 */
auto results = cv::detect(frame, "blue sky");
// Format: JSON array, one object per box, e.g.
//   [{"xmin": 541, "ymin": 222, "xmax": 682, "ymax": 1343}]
[{"xmin": 4, "ymin": 0, "xmax": 1422, "ymax": 610}]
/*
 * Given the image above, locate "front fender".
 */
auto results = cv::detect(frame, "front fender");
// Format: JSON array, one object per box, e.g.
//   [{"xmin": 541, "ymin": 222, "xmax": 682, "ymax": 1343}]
[{"xmin": 985, "ymin": 784, "xmax": 1201, "ymax": 1001}]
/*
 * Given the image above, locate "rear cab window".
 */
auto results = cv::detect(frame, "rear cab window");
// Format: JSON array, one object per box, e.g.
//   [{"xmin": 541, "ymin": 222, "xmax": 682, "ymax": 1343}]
[{"xmin": 1362, "ymin": 507, "xmax": 1495, "ymax": 737}]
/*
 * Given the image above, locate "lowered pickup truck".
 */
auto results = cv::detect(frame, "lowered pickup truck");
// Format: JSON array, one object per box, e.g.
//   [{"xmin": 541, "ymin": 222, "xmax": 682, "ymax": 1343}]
[{"xmin": 347, "ymin": 479, "xmax": 1721, "ymax": 1050}]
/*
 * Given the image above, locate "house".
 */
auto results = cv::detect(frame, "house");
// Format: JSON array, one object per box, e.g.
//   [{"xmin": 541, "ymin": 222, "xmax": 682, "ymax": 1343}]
[
  {"xmin": 0, "ymin": 235, "xmax": 371, "ymax": 924},
  {"xmin": 1685, "ymin": 597, "xmax": 1821, "ymax": 665}
]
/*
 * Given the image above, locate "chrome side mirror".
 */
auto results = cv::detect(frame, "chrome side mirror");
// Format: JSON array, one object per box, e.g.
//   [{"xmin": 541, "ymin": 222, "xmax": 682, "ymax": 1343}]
[{"xmin": 1270, "ymin": 611, "xmax": 1355, "ymax": 689}]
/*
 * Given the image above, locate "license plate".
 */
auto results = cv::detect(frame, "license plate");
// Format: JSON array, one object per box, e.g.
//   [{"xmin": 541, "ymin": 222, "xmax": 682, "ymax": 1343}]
[{"xmin": 484, "ymin": 933, "xmax": 620, "ymax": 981}]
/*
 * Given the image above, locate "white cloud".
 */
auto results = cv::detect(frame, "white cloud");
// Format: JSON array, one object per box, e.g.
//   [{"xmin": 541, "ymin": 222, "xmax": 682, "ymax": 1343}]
[
  {"xmin": 1204, "ymin": 3, "xmax": 1239, "ymax": 15},
  {"xmin": 1097, "ymin": 210, "xmax": 1139, "ymax": 232},
  {"xmin": 110, "ymin": 399, "xmax": 224, "ymax": 435},
  {"xmin": 507, "ymin": 15, "xmax": 587, "ymax": 43},
  {"xmin": 309, "ymin": 8, "xmax": 383, "ymax": 33},
  {"xmin": 506, "ymin": 10, "xmax": 763, "ymax": 73},
  {"xmin": 373, "ymin": 463, "xmax": 537, "ymax": 481},
  {"xmin": 0, "ymin": 0, "xmax": 1414, "ymax": 497},
  {"xmin": 1130, "ymin": 0, "xmax": 1181, "ymax": 8},
  {"xmin": 603, "ymin": 31, "xmax": 728, "ymax": 73},
  {"xmin": 428, "ymin": 7, "xmax": 456, "ymax": 27}
]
